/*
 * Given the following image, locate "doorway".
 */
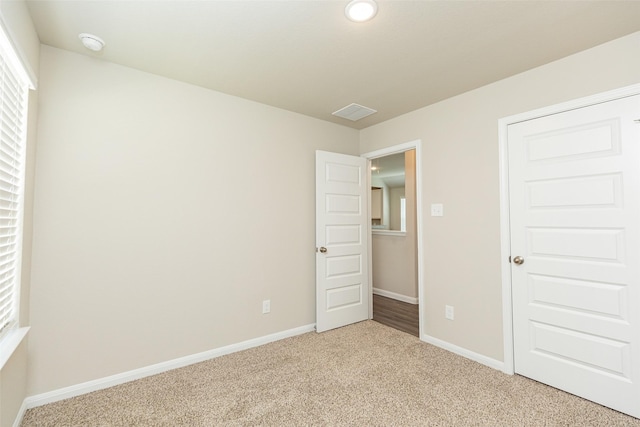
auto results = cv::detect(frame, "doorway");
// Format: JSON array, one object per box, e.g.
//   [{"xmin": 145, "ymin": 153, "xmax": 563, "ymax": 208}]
[{"xmin": 362, "ymin": 141, "xmax": 423, "ymax": 338}]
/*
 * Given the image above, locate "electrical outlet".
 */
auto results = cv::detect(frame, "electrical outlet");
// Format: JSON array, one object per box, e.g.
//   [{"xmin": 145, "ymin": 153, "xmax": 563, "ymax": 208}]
[
  {"xmin": 445, "ymin": 305, "xmax": 454, "ymax": 320},
  {"xmin": 262, "ymin": 300, "xmax": 271, "ymax": 314}
]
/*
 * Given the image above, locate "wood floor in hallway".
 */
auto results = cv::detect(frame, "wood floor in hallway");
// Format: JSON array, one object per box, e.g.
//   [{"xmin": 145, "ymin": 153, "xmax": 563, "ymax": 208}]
[{"xmin": 372, "ymin": 294, "xmax": 419, "ymax": 337}]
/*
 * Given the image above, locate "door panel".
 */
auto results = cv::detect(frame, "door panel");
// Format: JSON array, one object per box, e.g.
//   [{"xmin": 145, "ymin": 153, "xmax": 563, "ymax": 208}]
[
  {"xmin": 526, "ymin": 173, "xmax": 622, "ymax": 209},
  {"xmin": 509, "ymin": 94, "xmax": 640, "ymax": 418},
  {"xmin": 316, "ymin": 151, "xmax": 369, "ymax": 333}
]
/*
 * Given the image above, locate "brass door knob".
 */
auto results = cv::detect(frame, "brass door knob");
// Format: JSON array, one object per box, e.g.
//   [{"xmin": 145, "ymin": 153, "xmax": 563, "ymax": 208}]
[
  {"xmin": 513, "ymin": 256, "xmax": 524, "ymax": 265},
  {"xmin": 319, "ymin": 247, "xmax": 328, "ymax": 253}
]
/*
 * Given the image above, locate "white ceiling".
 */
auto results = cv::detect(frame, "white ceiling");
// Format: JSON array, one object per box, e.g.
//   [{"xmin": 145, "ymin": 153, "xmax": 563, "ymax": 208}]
[{"xmin": 26, "ymin": 0, "xmax": 640, "ymax": 129}]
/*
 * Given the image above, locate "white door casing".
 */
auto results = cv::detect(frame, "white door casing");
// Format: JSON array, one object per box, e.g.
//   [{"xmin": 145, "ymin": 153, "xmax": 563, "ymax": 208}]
[
  {"xmin": 315, "ymin": 151, "xmax": 369, "ymax": 333},
  {"xmin": 507, "ymin": 94, "xmax": 640, "ymax": 417},
  {"xmin": 361, "ymin": 139, "xmax": 424, "ymax": 338}
]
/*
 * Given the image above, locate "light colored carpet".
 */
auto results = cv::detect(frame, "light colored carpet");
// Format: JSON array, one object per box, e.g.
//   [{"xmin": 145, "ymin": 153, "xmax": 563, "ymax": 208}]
[{"xmin": 21, "ymin": 321, "xmax": 640, "ymax": 426}]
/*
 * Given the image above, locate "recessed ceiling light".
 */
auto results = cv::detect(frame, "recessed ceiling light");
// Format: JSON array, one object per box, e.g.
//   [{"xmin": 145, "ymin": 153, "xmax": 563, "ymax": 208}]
[
  {"xmin": 79, "ymin": 33, "xmax": 105, "ymax": 52},
  {"xmin": 345, "ymin": 0, "xmax": 378, "ymax": 23}
]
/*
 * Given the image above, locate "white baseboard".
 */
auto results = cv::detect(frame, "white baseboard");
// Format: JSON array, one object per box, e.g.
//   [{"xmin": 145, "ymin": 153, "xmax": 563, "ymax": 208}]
[
  {"xmin": 24, "ymin": 323, "xmax": 316, "ymax": 410},
  {"xmin": 12, "ymin": 399, "xmax": 28, "ymax": 427},
  {"xmin": 421, "ymin": 333, "xmax": 505, "ymax": 372},
  {"xmin": 373, "ymin": 287, "xmax": 418, "ymax": 305}
]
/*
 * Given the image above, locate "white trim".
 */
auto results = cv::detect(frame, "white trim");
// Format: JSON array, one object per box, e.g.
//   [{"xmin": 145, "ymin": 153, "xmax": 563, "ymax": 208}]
[
  {"xmin": 497, "ymin": 82, "xmax": 640, "ymax": 376},
  {"xmin": 500, "ymin": 84, "xmax": 640, "ymax": 127},
  {"xmin": 0, "ymin": 326, "xmax": 28, "ymax": 371},
  {"xmin": 24, "ymin": 324, "xmax": 315, "ymax": 409},
  {"xmin": 361, "ymin": 139, "xmax": 424, "ymax": 339},
  {"xmin": 361, "ymin": 140, "xmax": 420, "ymax": 160},
  {"xmin": 498, "ymin": 112, "xmax": 515, "ymax": 375},
  {"xmin": 0, "ymin": 12, "xmax": 37, "ymax": 89},
  {"xmin": 372, "ymin": 229, "xmax": 406, "ymax": 237},
  {"xmin": 422, "ymin": 333, "xmax": 505, "ymax": 372},
  {"xmin": 12, "ymin": 399, "xmax": 28, "ymax": 427},
  {"xmin": 373, "ymin": 287, "xmax": 418, "ymax": 304},
  {"xmin": 366, "ymin": 159, "xmax": 374, "ymax": 320}
]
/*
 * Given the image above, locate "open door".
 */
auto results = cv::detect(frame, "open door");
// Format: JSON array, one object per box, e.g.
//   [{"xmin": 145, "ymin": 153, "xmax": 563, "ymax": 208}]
[{"xmin": 316, "ymin": 150, "xmax": 369, "ymax": 333}]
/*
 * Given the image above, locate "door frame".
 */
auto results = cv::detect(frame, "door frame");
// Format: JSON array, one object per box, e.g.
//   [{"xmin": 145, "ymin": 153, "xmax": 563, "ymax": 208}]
[
  {"xmin": 498, "ymin": 83, "xmax": 640, "ymax": 375},
  {"xmin": 361, "ymin": 139, "xmax": 424, "ymax": 339}
]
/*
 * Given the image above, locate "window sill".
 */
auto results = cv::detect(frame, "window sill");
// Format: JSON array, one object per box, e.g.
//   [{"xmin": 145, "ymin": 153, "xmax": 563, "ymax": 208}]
[{"xmin": 0, "ymin": 326, "xmax": 29, "ymax": 370}]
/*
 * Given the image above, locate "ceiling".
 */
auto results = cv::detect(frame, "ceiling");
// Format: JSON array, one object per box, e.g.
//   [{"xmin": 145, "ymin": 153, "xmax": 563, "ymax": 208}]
[{"xmin": 26, "ymin": 0, "xmax": 640, "ymax": 130}]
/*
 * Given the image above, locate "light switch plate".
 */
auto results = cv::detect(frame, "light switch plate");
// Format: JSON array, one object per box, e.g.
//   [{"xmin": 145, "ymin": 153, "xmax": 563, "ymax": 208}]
[
  {"xmin": 445, "ymin": 305, "xmax": 454, "ymax": 320},
  {"xmin": 431, "ymin": 203, "xmax": 444, "ymax": 217}
]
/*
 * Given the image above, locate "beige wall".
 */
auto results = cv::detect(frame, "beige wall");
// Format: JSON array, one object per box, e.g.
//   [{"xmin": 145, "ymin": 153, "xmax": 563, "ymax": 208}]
[
  {"xmin": 360, "ymin": 31, "xmax": 640, "ymax": 361},
  {"xmin": 28, "ymin": 46, "xmax": 359, "ymax": 395},
  {"xmin": 372, "ymin": 150, "xmax": 417, "ymax": 299},
  {"xmin": 0, "ymin": 1, "xmax": 39, "ymax": 426}
]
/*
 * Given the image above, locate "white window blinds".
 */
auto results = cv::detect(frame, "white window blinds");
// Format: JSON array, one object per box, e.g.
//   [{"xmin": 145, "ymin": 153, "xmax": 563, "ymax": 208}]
[{"xmin": 0, "ymin": 27, "xmax": 28, "ymax": 340}]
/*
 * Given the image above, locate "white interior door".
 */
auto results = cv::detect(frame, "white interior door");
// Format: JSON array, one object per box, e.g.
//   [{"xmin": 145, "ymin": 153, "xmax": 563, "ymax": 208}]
[
  {"xmin": 316, "ymin": 150, "xmax": 369, "ymax": 333},
  {"xmin": 508, "ymin": 94, "xmax": 640, "ymax": 417}
]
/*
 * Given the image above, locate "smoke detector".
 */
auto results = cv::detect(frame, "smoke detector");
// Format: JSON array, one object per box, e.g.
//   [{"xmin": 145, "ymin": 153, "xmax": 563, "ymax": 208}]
[{"xmin": 79, "ymin": 33, "xmax": 105, "ymax": 52}]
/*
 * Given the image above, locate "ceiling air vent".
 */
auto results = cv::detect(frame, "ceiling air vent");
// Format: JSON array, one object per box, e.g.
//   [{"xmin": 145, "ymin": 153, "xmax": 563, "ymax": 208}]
[{"xmin": 332, "ymin": 103, "xmax": 377, "ymax": 121}]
